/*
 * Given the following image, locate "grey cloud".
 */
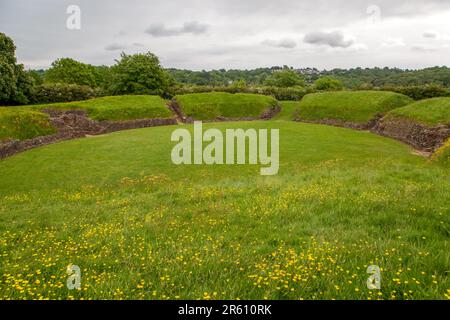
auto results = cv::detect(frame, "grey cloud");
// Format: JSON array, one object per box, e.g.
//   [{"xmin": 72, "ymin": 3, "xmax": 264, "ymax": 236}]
[
  {"xmin": 303, "ymin": 31, "xmax": 353, "ymax": 48},
  {"xmin": 145, "ymin": 21, "xmax": 209, "ymax": 37},
  {"xmin": 105, "ymin": 43, "xmax": 127, "ymax": 51},
  {"xmin": 1, "ymin": 0, "xmax": 450, "ymax": 70},
  {"xmin": 182, "ymin": 21, "xmax": 209, "ymax": 34},
  {"xmin": 262, "ymin": 38, "xmax": 297, "ymax": 49},
  {"xmin": 423, "ymin": 32, "xmax": 438, "ymax": 39},
  {"xmin": 411, "ymin": 45, "xmax": 438, "ymax": 52}
]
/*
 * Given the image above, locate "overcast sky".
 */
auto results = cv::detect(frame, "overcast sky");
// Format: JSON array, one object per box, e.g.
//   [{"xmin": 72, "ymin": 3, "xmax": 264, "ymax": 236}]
[{"xmin": 1, "ymin": 0, "xmax": 450, "ymax": 70}]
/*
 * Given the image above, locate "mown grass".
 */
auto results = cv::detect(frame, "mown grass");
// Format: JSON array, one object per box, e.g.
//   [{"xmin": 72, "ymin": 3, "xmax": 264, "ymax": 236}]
[
  {"xmin": 30, "ymin": 95, "xmax": 174, "ymax": 121},
  {"xmin": 0, "ymin": 121, "xmax": 448, "ymax": 300},
  {"xmin": 272, "ymin": 101, "xmax": 301, "ymax": 121},
  {"xmin": 0, "ymin": 108, "xmax": 56, "ymax": 141},
  {"xmin": 297, "ymin": 91, "xmax": 413, "ymax": 123},
  {"xmin": 174, "ymin": 92, "xmax": 278, "ymax": 120},
  {"xmin": 388, "ymin": 98, "xmax": 450, "ymax": 126}
]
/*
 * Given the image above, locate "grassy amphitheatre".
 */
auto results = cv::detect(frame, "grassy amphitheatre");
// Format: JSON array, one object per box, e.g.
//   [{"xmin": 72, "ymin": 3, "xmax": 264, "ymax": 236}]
[
  {"xmin": 0, "ymin": 91, "xmax": 449, "ymax": 300},
  {"xmin": 296, "ymin": 91, "xmax": 413, "ymax": 125},
  {"xmin": 173, "ymin": 92, "xmax": 279, "ymax": 120}
]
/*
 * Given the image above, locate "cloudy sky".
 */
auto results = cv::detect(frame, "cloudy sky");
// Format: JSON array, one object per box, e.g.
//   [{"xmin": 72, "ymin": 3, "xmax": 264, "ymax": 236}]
[{"xmin": 1, "ymin": 0, "xmax": 450, "ymax": 70}]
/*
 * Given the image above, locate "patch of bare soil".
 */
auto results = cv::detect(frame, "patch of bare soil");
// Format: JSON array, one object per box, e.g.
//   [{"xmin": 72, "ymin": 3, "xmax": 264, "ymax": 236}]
[{"xmin": 0, "ymin": 110, "xmax": 177, "ymax": 159}]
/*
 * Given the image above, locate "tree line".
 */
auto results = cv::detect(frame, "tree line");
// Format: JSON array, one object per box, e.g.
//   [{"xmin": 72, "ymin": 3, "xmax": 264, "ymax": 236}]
[{"xmin": 1, "ymin": 32, "xmax": 449, "ymax": 106}]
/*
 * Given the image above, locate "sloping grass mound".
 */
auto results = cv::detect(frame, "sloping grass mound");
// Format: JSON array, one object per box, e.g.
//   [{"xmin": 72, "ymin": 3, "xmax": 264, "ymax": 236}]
[
  {"xmin": 387, "ymin": 98, "xmax": 450, "ymax": 126},
  {"xmin": 31, "ymin": 95, "xmax": 173, "ymax": 121},
  {"xmin": 0, "ymin": 108, "xmax": 56, "ymax": 141},
  {"xmin": 174, "ymin": 92, "xmax": 278, "ymax": 120},
  {"xmin": 432, "ymin": 138, "xmax": 450, "ymax": 167},
  {"xmin": 297, "ymin": 91, "xmax": 413, "ymax": 124},
  {"xmin": 375, "ymin": 98, "xmax": 450, "ymax": 151}
]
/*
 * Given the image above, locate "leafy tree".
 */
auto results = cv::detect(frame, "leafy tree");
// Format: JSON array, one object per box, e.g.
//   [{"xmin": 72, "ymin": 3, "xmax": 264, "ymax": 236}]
[
  {"xmin": 13, "ymin": 65, "xmax": 34, "ymax": 104},
  {"xmin": 109, "ymin": 52, "xmax": 172, "ymax": 96},
  {"xmin": 0, "ymin": 56, "xmax": 16, "ymax": 103},
  {"xmin": 92, "ymin": 65, "xmax": 112, "ymax": 90},
  {"xmin": 27, "ymin": 70, "xmax": 44, "ymax": 86},
  {"xmin": 314, "ymin": 76, "xmax": 344, "ymax": 91},
  {"xmin": 45, "ymin": 58, "xmax": 99, "ymax": 87},
  {"xmin": 0, "ymin": 32, "xmax": 33, "ymax": 105},
  {"xmin": 264, "ymin": 69, "xmax": 305, "ymax": 88}
]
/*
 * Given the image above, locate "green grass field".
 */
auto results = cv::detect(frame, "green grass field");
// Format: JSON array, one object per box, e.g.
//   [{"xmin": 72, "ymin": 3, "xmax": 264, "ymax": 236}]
[
  {"xmin": 0, "ymin": 120, "xmax": 449, "ymax": 300},
  {"xmin": 272, "ymin": 101, "xmax": 301, "ymax": 121},
  {"xmin": 388, "ymin": 98, "xmax": 450, "ymax": 126},
  {"xmin": 174, "ymin": 92, "xmax": 278, "ymax": 120},
  {"xmin": 297, "ymin": 91, "xmax": 413, "ymax": 124}
]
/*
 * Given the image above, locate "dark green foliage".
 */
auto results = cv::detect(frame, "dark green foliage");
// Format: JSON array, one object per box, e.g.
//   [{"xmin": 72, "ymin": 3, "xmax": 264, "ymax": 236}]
[
  {"xmin": 0, "ymin": 33, "xmax": 33, "ymax": 105},
  {"xmin": 29, "ymin": 83, "xmax": 100, "ymax": 104},
  {"xmin": 167, "ymin": 67, "xmax": 280, "ymax": 86},
  {"xmin": 170, "ymin": 85, "xmax": 309, "ymax": 101},
  {"xmin": 264, "ymin": 69, "xmax": 305, "ymax": 88},
  {"xmin": 27, "ymin": 70, "xmax": 44, "ymax": 86},
  {"xmin": 92, "ymin": 65, "xmax": 112, "ymax": 90},
  {"xmin": 259, "ymin": 86, "xmax": 308, "ymax": 101},
  {"xmin": 45, "ymin": 58, "xmax": 99, "ymax": 87},
  {"xmin": 381, "ymin": 84, "xmax": 450, "ymax": 100},
  {"xmin": 13, "ymin": 65, "xmax": 34, "ymax": 105},
  {"xmin": 323, "ymin": 66, "xmax": 450, "ymax": 88},
  {"xmin": 109, "ymin": 52, "xmax": 172, "ymax": 96},
  {"xmin": 167, "ymin": 66, "xmax": 450, "ymax": 89},
  {"xmin": 314, "ymin": 76, "xmax": 344, "ymax": 91}
]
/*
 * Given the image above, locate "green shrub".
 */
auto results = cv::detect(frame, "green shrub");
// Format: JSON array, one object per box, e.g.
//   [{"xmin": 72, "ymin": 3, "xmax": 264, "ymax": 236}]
[
  {"xmin": 259, "ymin": 86, "xmax": 308, "ymax": 101},
  {"xmin": 29, "ymin": 83, "xmax": 100, "ymax": 104},
  {"xmin": 314, "ymin": 76, "xmax": 344, "ymax": 91},
  {"xmin": 175, "ymin": 92, "xmax": 278, "ymax": 120},
  {"xmin": 382, "ymin": 84, "xmax": 450, "ymax": 100},
  {"xmin": 388, "ymin": 97, "xmax": 450, "ymax": 126},
  {"xmin": 297, "ymin": 91, "xmax": 413, "ymax": 123},
  {"xmin": 0, "ymin": 108, "xmax": 56, "ymax": 141},
  {"xmin": 264, "ymin": 69, "xmax": 305, "ymax": 87},
  {"xmin": 170, "ymin": 85, "xmax": 309, "ymax": 101}
]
